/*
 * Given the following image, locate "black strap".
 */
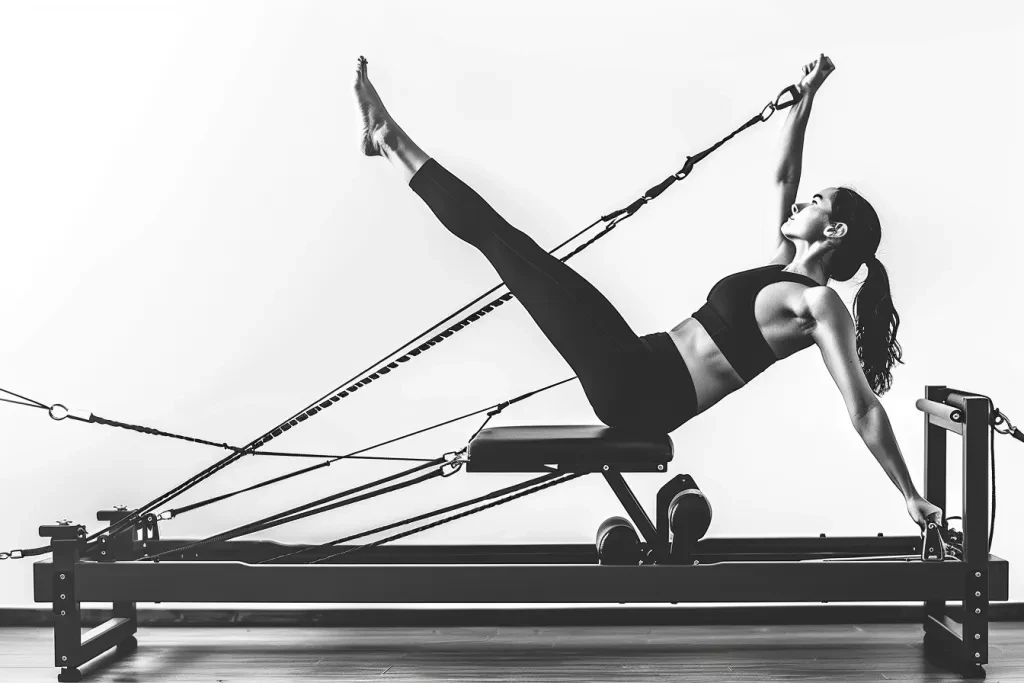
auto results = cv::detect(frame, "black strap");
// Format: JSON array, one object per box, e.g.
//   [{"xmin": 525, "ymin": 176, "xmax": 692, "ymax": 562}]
[
  {"xmin": 143, "ymin": 460, "xmax": 447, "ymax": 561},
  {"xmin": 259, "ymin": 471, "xmax": 568, "ymax": 564},
  {"xmin": 312, "ymin": 472, "xmax": 586, "ymax": 564}
]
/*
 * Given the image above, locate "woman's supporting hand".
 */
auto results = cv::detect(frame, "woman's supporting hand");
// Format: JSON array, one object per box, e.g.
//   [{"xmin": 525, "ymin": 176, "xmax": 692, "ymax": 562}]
[
  {"xmin": 905, "ymin": 492, "xmax": 944, "ymax": 531},
  {"xmin": 798, "ymin": 53, "xmax": 835, "ymax": 95}
]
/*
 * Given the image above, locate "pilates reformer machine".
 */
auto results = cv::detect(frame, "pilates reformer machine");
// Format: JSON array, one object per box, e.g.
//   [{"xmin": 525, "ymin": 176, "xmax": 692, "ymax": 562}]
[
  {"xmin": 2, "ymin": 83, "xmax": 1019, "ymax": 681},
  {"xmin": 21, "ymin": 385, "xmax": 1014, "ymax": 681}
]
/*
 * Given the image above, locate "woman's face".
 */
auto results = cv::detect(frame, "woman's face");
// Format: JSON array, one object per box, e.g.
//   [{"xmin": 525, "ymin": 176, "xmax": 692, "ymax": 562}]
[{"xmin": 782, "ymin": 186, "xmax": 840, "ymax": 242}]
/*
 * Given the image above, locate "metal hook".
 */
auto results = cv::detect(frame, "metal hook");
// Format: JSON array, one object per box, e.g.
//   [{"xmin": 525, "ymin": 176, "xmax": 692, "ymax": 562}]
[
  {"xmin": 440, "ymin": 450, "xmax": 468, "ymax": 478},
  {"xmin": 993, "ymin": 409, "xmax": 1015, "ymax": 435}
]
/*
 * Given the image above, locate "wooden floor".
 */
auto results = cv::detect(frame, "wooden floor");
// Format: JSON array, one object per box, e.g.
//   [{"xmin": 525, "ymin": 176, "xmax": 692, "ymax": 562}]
[{"xmin": 3, "ymin": 623, "xmax": 1024, "ymax": 682}]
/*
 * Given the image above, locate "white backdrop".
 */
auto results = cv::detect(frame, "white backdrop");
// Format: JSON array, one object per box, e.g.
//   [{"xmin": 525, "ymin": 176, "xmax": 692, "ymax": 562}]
[{"xmin": 1, "ymin": 0, "xmax": 1022, "ymax": 607}]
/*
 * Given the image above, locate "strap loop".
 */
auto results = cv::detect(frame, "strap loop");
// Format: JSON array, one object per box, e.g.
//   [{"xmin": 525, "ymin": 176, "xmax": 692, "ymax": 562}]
[
  {"xmin": 48, "ymin": 404, "xmax": 93, "ymax": 422},
  {"xmin": 774, "ymin": 84, "xmax": 801, "ymax": 110}
]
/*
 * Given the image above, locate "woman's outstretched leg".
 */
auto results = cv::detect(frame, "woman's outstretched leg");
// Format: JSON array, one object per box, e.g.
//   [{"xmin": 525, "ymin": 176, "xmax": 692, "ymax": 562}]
[{"xmin": 353, "ymin": 56, "xmax": 666, "ymax": 428}]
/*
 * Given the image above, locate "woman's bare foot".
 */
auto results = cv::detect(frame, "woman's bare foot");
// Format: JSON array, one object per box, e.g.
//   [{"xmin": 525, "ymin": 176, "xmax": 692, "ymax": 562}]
[
  {"xmin": 353, "ymin": 55, "xmax": 397, "ymax": 157},
  {"xmin": 352, "ymin": 55, "xmax": 431, "ymax": 182}
]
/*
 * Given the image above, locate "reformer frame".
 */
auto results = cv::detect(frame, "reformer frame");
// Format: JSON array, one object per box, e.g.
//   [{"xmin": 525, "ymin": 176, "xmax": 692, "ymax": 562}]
[{"xmin": 33, "ymin": 385, "xmax": 1009, "ymax": 681}]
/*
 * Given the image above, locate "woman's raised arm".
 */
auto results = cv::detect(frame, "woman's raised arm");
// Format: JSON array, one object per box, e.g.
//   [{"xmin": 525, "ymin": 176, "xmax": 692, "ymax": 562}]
[{"xmin": 769, "ymin": 55, "xmax": 835, "ymax": 255}]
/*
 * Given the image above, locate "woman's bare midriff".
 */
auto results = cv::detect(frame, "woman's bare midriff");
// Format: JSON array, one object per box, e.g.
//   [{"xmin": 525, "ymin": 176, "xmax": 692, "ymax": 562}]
[
  {"xmin": 667, "ymin": 279, "xmax": 820, "ymax": 415},
  {"xmin": 667, "ymin": 318, "xmax": 746, "ymax": 416}
]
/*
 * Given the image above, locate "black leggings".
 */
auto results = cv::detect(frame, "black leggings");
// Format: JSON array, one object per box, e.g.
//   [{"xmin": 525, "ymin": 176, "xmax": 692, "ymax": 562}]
[{"xmin": 409, "ymin": 158, "xmax": 697, "ymax": 434}]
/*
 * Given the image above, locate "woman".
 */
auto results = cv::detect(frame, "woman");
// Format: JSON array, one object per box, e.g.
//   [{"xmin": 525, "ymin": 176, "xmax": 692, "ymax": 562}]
[{"xmin": 353, "ymin": 54, "xmax": 942, "ymax": 530}]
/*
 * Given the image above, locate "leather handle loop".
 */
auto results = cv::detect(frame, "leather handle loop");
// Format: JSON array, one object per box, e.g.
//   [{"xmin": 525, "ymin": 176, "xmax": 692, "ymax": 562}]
[{"xmin": 774, "ymin": 84, "xmax": 802, "ymax": 110}]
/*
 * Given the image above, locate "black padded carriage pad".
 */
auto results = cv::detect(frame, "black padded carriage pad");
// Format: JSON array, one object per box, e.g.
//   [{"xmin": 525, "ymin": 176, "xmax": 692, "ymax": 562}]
[{"xmin": 466, "ymin": 426, "xmax": 674, "ymax": 473}]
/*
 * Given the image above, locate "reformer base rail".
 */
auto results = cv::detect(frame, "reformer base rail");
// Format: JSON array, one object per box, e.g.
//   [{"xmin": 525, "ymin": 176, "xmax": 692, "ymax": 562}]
[{"xmin": 33, "ymin": 385, "xmax": 1008, "ymax": 680}]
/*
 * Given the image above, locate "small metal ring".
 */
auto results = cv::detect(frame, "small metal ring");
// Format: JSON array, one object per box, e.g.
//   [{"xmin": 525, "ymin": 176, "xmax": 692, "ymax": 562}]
[
  {"xmin": 49, "ymin": 404, "xmax": 69, "ymax": 421},
  {"xmin": 759, "ymin": 102, "xmax": 777, "ymax": 122}
]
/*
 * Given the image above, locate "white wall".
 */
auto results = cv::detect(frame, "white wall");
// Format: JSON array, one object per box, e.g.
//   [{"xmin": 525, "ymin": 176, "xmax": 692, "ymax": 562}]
[{"xmin": 1, "ymin": 0, "xmax": 1022, "ymax": 607}]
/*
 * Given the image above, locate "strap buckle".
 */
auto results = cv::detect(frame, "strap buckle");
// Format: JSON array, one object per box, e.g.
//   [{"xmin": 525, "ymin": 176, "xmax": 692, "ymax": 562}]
[{"xmin": 673, "ymin": 156, "xmax": 695, "ymax": 181}]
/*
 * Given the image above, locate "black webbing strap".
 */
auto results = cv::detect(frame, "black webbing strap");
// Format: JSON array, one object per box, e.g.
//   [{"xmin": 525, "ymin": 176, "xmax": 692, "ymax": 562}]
[
  {"xmin": 143, "ymin": 458, "xmax": 449, "ymax": 561},
  {"xmin": 259, "ymin": 471, "xmax": 568, "ymax": 564},
  {"xmin": 313, "ymin": 472, "xmax": 586, "ymax": 563}
]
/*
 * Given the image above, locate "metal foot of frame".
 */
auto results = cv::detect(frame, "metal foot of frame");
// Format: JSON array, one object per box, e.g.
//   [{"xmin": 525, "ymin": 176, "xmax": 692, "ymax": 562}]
[
  {"xmin": 57, "ymin": 668, "xmax": 82, "ymax": 682},
  {"xmin": 116, "ymin": 635, "xmax": 138, "ymax": 655},
  {"xmin": 923, "ymin": 633, "xmax": 986, "ymax": 679}
]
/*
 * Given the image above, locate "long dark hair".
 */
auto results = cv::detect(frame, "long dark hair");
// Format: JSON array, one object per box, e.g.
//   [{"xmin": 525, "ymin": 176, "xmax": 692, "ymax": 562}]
[{"xmin": 826, "ymin": 186, "xmax": 903, "ymax": 395}]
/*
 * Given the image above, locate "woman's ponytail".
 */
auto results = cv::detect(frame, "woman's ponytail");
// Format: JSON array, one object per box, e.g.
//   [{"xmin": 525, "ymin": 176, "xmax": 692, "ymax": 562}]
[
  {"xmin": 852, "ymin": 255, "xmax": 903, "ymax": 395},
  {"xmin": 827, "ymin": 187, "xmax": 903, "ymax": 395}
]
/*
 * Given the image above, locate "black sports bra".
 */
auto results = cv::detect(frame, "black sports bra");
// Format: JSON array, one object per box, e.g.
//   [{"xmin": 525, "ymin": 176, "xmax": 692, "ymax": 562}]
[{"xmin": 692, "ymin": 264, "xmax": 820, "ymax": 383}]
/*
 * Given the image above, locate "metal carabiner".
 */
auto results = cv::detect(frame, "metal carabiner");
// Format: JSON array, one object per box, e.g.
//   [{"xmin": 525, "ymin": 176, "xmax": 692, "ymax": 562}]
[
  {"xmin": 993, "ymin": 409, "xmax": 1016, "ymax": 435},
  {"xmin": 440, "ymin": 450, "xmax": 467, "ymax": 478}
]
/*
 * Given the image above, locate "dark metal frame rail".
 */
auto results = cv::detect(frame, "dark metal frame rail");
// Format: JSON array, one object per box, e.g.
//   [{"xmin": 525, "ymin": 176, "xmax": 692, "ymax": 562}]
[{"xmin": 32, "ymin": 384, "xmax": 1008, "ymax": 681}]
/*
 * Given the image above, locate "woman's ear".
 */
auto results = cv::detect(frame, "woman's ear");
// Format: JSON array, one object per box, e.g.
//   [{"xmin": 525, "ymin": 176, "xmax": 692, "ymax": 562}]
[{"xmin": 826, "ymin": 222, "xmax": 848, "ymax": 240}]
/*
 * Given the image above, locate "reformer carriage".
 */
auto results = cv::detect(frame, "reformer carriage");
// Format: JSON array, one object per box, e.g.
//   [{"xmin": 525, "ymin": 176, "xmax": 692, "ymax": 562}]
[{"xmin": 31, "ymin": 386, "xmax": 1013, "ymax": 681}]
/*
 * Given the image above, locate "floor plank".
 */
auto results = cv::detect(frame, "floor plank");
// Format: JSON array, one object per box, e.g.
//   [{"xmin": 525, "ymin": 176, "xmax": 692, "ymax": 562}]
[{"xmin": 2, "ymin": 623, "xmax": 1022, "ymax": 681}]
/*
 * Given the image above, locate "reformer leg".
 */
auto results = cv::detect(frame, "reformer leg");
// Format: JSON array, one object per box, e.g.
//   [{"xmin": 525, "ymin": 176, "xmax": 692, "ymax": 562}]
[
  {"xmin": 922, "ymin": 386, "xmax": 948, "ymax": 636},
  {"xmin": 97, "ymin": 508, "xmax": 140, "ymax": 655},
  {"xmin": 42, "ymin": 513, "xmax": 142, "ymax": 682},
  {"xmin": 920, "ymin": 387, "xmax": 990, "ymax": 677},
  {"xmin": 43, "ymin": 525, "xmax": 85, "ymax": 682}
]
